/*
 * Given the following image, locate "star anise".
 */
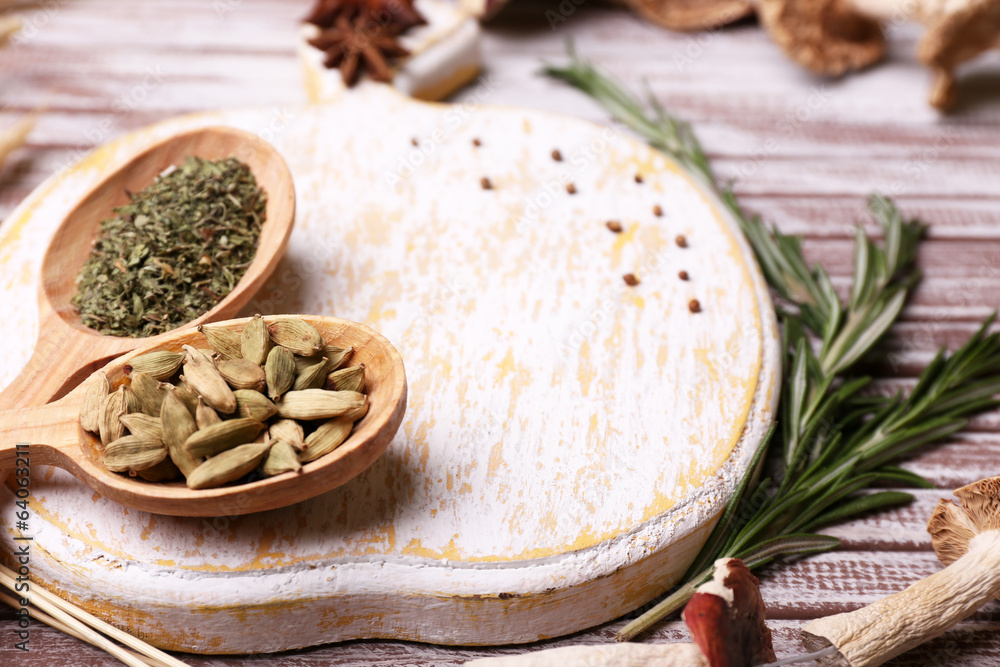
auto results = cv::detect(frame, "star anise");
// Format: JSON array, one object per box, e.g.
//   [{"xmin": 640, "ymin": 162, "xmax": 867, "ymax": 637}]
[{"xmin": 305, "ymin": 0, "xmax": 425, "ymax": 86}]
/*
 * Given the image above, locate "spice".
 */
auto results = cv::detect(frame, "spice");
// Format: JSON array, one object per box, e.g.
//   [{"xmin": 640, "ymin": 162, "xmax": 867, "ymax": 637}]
[
  {"xmin": 241, "ymin": 313, "xmax": 272, "ymax": 365},
  {"xmin": 472, "ymin": 138, "xmax": 482, "ymax": 147},
  {"xmin": 305, "ymin": 0, "xmax": 425, "ymax": 86},
  {"xmin": 634, "ymin": 173, "xmax": 644, "ymax": 183},
  {"xmin": 72, "ymin": 157, "xmax": 265, "ymax": 338},
  {"xmin": 623, "ymin": 273, "xmax": 640, "ymax": 286},
  {"xmin": 265, "ymin": 346, "xmax": 297, "ymax": 400},
  {"xmin": 676, "ymin": 234, "xmax": 688, "ymax": 248},
  {"xmin": 85, "ymin": 315, "xmax": 371, "ymax": 489},
  {"xmin": 199, "ymin": 324, "xmax": 242, "ymax": 360},
  {"xmin": 326, "ymin": 364, "xmax": 365, "ymax": 393},
  {"xmin": 689, "ymin": 299, "xmax": 701, "ymax": 313},
  {"xmin": 566, "ymin": 183, "xmax": 577, "ymax": 194},
  {"xmin": 125, "ymin": 351, "xmax": 184, "ymax": 381},
  {"xmin": 185, "ymin": 442, "xmax": 271, "ymax": 490},
  {"xmin": 606, "ymin": 220, "xmax": 623, "ymax": 233},
  {"xmin": 551, "ymin": 149, "xmax": 562, "ymax": 161},
  {"xmin": 678, "ymin": 270, "xmax": 689, "ymax": 281},
  {"xmin": 653, "ymin": 204, "xmax": 663, "ymax": 217},
  {"xmin": 80, "ymin": 372, "xmax": 110, "ymax": 434},
  {"xmin": 480, "ymin": 177, "xmax": 493, "ymax": 190},
  {"xmin": 182, "ymin": 345, "xmax": 236, "ymax": 414}
]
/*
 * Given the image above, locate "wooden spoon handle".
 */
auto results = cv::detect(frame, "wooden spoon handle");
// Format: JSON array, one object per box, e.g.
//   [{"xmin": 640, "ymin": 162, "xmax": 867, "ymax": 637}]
[
  {"xmin": 0, "ymin": 309, "xmax": 129, "ymax": 410},
  {"xmin": 0, "ymin": 398, "xmax": 82, "ymax": 469}
]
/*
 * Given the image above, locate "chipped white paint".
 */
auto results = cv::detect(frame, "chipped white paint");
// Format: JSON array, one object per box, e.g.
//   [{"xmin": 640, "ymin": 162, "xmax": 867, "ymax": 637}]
[{"xmin": 0, "ymin": 88, "xmax": 779, "ymax": 652}]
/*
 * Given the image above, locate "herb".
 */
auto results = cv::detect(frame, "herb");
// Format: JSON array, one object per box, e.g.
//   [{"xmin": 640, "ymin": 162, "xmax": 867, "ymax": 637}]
[
  {"xmin": 73, "ymin": 156, "xmax": 265, "ymax": 338},
  {"xmin": 542, "ymin": 49, "xmax": 1000, "ymax": 640}
]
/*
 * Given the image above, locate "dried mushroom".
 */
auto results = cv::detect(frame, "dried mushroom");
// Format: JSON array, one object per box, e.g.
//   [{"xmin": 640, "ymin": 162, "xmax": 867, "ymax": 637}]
[
  {"xmin": 802, "ymin": 476, "xmax": 1000, "ymax": 666},
  {"xmin": 756, "ymin": 0, "xmax": 885, "ymax": 75},
  {"xmin": 463, "ymin": 558, "xmax": 773, "ymax": 666},
  {"xmin": 620, "ymin": 0, "xmax": 754, "ymax": 31},
  {"xmin": 912, "ymin": 0, "xmax": 1000, "ymax": 109}
]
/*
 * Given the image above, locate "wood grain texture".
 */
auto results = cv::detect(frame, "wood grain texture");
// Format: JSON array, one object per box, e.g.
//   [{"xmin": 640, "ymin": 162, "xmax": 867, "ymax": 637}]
[{"xmin": 0, "ymin": 0, "xmax": 999, "ymax": 664}]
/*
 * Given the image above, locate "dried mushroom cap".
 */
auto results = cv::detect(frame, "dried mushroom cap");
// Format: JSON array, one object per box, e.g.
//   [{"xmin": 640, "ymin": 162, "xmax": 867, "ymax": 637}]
[
  {"xmin": 928, "ymin": 475, "xmax": 1000, "ymax": 566},
  {"xmin": 683, "ymin": 558, "xmax": 776, "ymax": 667},
  {"xmin": 757, "ymin": 0, "xmax": 886, "ymax": 75},
  {"xmin": 621, "ymin": 0, "xmax": 753, "ymax": 31},
  {"xmin": 916, "ymin": 0, "xmax": 1000, "ymax": 109}
]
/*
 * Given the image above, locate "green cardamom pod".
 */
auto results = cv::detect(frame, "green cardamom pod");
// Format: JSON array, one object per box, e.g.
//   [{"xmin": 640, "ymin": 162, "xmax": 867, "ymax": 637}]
[
  {"xmin": 233, "ymin": 389, "xmax": 278, "ymax": 421},
  {"xmin": 104, "ymin": 435, "xmax": 168, "ymax": 473},
  {"xmin": 241, "ymin": 314, "xmax": 272, "ymax": 365},
  {"xmin": 262, "ymin": 440, "xmax": 302, "ymax": 476},
  {"xmin": 267, "ymin": 318, "xmax": 323, "ymax": 356},
  {"xmin": 325, "ymin": 364, "xmax": 365, "ymax": 393},
  {"xmin": 80, "ymin": 371, "xmax": 110, "ymax": 434},
  {"xmin": 293, "ymin": 357, "xmax": 328, "ymax": 391},
  {"xmin": 129, "ymin": 370, "xmax": 166, "ymax": 416},
  {"xmin": 300, "ymin": 416, "xmax": 354, "ymax": 462},
  {"xmin": 160, "ymin": 389, "xmax": 202, "ymax": 477},
  {"xmin": 184, "ymin": 418, "xmax": 265, "ymax": 458},
  {"xmin": 217, "ymin": 358, "xmax": 266, "ymax": 392},
  {"xmin": 322, "ymin": 345, "xmax": 353, "ymax": 373},
  {"xmin": 199, "ymin": 324, "xmax": 243, "ymax": 360},
  {"xmin": 265, "ymin": 345, "xmax": 296, "ymax": 400},
  {"xmin": 119, "ymin": 413, "xmax": 163, "ymax": 441},
  {"xmin": 195, "ymin": 398, "xmax": 223, "ymax": 429},
  {"xmin": 137, "ymin": 457, "xmax": 181, "ymax": 482},
  {"xmin": 269, "ymin": 419, "xmax": 305, "ymax": 450},
  {"xmin": 186, "ymin": 442, "xmax": 271, "ymax": 490},
  {"xmin": 125, "ymin": 351, "xmax": 184, "ymax": 381},
  {"xmin": 182, "ymin": 345, "xmax": 237, "ymax": 414},
  {"xmin": 170, "ymin": 379, "xmax": 200, "ymax": 415},
  {"xmin": 275, "ymin": 389, "xmax": 368, "ymax": 421},
  {"xmin": 99, "ymin": 386, "xmax": 129, "ymax": 446}
]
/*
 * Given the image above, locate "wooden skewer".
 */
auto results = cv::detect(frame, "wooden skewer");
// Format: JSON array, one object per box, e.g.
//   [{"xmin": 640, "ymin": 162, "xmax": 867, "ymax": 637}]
[
  {"xmin": 0, "ymin": 589, "xmax": 153, "ymax": 667},
  {"xmin": 0, "ymin": 564, "xmax": 189, "ymax": 667}
]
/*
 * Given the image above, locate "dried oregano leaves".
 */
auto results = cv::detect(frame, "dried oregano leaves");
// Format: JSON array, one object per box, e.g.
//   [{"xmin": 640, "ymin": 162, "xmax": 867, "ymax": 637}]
[
  {"xmin": 72, "ymin": 157, "xmax": 266, "ymax": 338},
  {"xmin": 80, "ymin": 316, "xmax": 368, "ymax": 490}
]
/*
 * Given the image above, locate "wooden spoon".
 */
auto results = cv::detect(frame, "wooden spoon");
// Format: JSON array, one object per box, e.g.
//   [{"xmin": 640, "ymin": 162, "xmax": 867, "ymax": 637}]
[
  {"xmin": 0, "ymin": 126, "xmax": 296, "ymax": 410},
  {"xmin": 0, "ymin": 315, "xmax": 407, "ymax": 516}
]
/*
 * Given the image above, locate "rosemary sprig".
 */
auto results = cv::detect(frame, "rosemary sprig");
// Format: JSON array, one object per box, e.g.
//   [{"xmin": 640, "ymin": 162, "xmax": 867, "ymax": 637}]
[{"xmin": 542, "ymin": 50, "xmax": 1000, "ymax": 641}]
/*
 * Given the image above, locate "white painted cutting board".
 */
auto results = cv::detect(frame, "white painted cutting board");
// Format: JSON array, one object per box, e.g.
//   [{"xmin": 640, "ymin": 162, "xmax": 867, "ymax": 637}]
[{"xmin": 0, "ymin": 86, "xmax": 780, "ymax": 653}]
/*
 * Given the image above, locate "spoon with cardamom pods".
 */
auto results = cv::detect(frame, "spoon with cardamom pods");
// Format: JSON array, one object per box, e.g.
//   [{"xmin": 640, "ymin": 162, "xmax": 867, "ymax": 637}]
[
  {"xmin": 0, "ymin": 125, "xmax": 296, "ymax": 411},
  {"xmin": 0, "ymin": 315, "xmax": 406, "ymax": 516}
]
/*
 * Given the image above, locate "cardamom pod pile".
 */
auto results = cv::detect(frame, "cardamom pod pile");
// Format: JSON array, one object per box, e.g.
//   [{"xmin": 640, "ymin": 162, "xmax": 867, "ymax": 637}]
[{"xmin": 79, "ymin": 315, "xmax": 368, "ymax": 490}]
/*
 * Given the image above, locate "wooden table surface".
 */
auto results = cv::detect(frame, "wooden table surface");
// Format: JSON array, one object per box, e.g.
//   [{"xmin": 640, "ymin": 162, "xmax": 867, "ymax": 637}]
[{"xmin": 1, "ymin": 0, "xmax": 999, "ymax": 664}]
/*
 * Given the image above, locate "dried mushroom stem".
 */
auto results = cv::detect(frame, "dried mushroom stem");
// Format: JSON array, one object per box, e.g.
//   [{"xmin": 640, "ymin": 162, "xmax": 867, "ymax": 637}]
[
  {"xmin": 464, "ymin": 643, "xmax": 708, "ymax": 666},
  {"xmin": 803, "ymin": 476, "xmax": 1000, "ymax": 667},
  {"xmin": 842, "ymin": 0, "xmax": 1000, "ymax": 109}
]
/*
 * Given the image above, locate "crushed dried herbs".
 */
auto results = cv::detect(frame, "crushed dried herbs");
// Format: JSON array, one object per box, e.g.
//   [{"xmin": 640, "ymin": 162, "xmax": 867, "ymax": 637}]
[{"xmin": 72, "ymin": 156, "xmax": 265, "ymax": 338}]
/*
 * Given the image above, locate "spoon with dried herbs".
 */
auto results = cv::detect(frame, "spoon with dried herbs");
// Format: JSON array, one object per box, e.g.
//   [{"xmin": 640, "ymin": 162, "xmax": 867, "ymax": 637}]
[
  {"xmin": 0, "ymin": 126, "xmax": 296, "ymax": 411},
  {"xmin": 0, "ymin": 314, "xmax": 406, "ymax": 516}
]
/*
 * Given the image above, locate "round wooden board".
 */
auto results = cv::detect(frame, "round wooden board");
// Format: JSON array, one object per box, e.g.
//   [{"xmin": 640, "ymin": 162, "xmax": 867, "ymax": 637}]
[{"xmin": 0, "ymin": 86, "xmax": 780, "ymax": 653}]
